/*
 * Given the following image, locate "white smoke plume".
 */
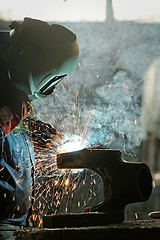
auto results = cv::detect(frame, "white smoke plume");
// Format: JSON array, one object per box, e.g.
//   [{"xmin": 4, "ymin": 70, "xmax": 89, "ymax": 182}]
[{"xmin": 33, "ymin": 69, "xmax": 143, "ymax": 153}]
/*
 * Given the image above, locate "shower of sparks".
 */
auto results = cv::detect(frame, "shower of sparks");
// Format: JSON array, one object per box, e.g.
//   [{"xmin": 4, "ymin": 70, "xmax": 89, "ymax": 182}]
[
  {"xmin": 33, "ymin": 147, "xmax": 103, "ymax": 227},
  {"xmin": 31, "ymin": 87, "xmax": 104, "ymax": 227}
]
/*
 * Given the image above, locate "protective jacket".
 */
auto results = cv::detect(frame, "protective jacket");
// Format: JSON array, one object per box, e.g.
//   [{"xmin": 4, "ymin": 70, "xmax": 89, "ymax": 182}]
[{"xmin": 0, "ymin": 129, "xmax": 35, "ymax": 226}]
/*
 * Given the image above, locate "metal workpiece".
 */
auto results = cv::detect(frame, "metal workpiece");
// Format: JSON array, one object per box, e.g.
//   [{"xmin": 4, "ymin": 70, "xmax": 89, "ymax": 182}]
[
  {"xmin": 43, "ymin": 148, "xmax": 153, "ymax": 228},
  {"xmin": 57, "ymin": 148, "xmax": 152, "ymax": 207}
]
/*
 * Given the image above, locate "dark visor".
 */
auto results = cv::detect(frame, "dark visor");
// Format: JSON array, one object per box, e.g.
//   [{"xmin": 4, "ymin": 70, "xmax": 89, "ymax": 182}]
[{"xmin": 39, "ymin": 74, "xmax": 67, "ymax": 95}]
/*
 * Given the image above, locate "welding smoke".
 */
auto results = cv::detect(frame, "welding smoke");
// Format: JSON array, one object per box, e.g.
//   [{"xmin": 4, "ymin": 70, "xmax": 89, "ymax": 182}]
[{"xmin": 33, "ymin": 69, "xmax": 142, "ymax": 152}]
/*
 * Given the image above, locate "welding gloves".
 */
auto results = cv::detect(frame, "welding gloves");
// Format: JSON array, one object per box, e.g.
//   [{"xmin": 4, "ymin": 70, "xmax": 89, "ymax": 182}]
[{"xmin": 27, "ymin": 118, "xmax": 61, "ymax": 150}]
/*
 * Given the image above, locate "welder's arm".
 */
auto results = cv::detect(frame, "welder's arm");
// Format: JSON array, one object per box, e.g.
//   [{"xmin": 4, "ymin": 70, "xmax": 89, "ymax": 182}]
[
  {"xmin": 0, "ymin": 105, "xmax": 14, "ymax": 136},
  {"xmin": 0, "ymin": 103, "xmax": 29, "ymax": 137},
  {"xmin": 27, "ymin": 118, "xmax": 62, "ymax": 150},
  {"xmin": 0, "ymin": 83, "xmax": 33, "ymax": 137}
]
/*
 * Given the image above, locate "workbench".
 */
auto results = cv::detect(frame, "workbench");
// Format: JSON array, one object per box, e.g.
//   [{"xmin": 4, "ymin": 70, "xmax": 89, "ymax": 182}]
[{"xmin": 18, "ymin": 220, "xmax": 160, "ymax": 240}]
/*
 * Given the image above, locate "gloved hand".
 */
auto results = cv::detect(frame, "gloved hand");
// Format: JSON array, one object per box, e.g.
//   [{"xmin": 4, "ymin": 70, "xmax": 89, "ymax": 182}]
[{"xmin": 27, "ymin": 118, "xmax": 62, "ymax": 150}]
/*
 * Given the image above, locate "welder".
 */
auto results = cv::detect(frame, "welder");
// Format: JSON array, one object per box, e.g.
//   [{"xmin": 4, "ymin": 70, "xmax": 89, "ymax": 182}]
[{"xmin": 0, "ymin": 17, "xmax": 79, "ymax": 239}]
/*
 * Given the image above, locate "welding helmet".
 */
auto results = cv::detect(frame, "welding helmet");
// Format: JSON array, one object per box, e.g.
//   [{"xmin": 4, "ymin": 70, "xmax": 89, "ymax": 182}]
[{"xmin": 8, "ymin": 17, "xmax": 79, "ymax": 100}]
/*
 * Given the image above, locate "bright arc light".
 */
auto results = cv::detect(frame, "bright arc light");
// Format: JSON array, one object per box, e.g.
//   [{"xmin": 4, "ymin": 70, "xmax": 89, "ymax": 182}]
[{"xmin": 58, "ymin": 134, "xmax": 87, "ymax": 153}]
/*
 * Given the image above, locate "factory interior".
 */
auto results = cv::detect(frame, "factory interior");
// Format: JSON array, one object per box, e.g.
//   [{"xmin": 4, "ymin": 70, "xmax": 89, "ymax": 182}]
[{"xmin": 1, "ymin": 0, "xmax": 160, "ymax": 239}]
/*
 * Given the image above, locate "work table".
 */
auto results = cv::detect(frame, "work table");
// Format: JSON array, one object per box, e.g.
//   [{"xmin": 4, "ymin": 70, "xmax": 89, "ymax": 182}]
[{"xmin": 18, "ymin": 220, "xmax": 160, "ymax": 239}]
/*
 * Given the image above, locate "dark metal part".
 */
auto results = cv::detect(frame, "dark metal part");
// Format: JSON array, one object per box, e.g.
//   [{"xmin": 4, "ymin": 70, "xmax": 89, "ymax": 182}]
[{"xmin": 43, "ymin": 148, "xmax": 152, "ymax": 228}]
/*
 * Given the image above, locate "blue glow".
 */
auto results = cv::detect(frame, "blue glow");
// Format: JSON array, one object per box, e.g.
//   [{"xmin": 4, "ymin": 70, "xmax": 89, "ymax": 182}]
[{"xmin": 58, "ymin": 134, "xmax": 87, "ymax": 153}]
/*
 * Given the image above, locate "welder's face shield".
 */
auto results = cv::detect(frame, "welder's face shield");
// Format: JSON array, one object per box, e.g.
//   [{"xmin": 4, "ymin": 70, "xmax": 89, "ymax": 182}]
[
  {"xmin": 28, "ymin": 70, "xmax": 67, "ymax": 100},
  {"xmin": 39, "ymin": 74, "xmax": 67, "ymax": 95},
  {"xmin": 28, "ymin": 54, "xmax": 78, "ymax": 100},
  {"xmin": 8, "ymin": 18, "xmax": 79, "ymax": 100}
]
